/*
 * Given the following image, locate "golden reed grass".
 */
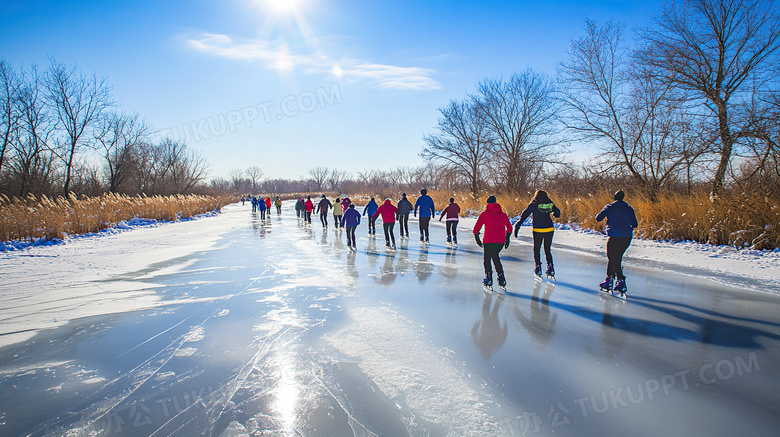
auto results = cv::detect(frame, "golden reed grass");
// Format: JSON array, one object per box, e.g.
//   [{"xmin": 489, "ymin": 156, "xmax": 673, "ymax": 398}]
[
  {"xmin": 348, "ymin": 189, "xmax": 779, "ymax": 250},
  {"xmin": 0, "ymin": 193, "xmax": 235, "ymax": 242}
]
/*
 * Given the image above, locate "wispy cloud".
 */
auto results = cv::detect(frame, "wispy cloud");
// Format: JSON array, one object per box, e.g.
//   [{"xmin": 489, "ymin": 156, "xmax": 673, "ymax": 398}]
[{"xmin": 186, "ymin": 33, "xmax": 441, "ymax": 91}]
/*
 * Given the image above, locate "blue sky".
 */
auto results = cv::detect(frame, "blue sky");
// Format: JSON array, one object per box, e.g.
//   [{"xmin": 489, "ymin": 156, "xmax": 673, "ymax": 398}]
[{"xmin": 0, "ymin": 0, "xmax": 662, "ymax": 180}]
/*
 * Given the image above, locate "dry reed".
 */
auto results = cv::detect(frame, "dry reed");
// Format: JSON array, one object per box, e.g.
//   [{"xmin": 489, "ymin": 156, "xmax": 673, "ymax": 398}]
[{"xmin": 0, "ymin": 193, "xmax": 234, "ymax": 243}]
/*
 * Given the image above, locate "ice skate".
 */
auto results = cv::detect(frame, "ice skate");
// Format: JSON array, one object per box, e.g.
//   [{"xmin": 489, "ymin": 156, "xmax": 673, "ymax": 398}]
[
  {"xmin": 614, "ymin": 279, "xmax": 627, "ymax": 298},
  {"xmin": 497, "ymin": 272, "xmax": 506, "ymax": 291},
  {"xmin": 545, "ymin": 264, "xmax": 555, "ymax": 280},
  {"xmin": 599, "ymin": 277, "xmax": 613, "ymax": 293},
  {"xmin": 534, "ymin": 264, "xmax": 542, "ymax": 277},
  {"xmin": 482, "ymin": 272, "xmax": 493, "ymax": 291}
]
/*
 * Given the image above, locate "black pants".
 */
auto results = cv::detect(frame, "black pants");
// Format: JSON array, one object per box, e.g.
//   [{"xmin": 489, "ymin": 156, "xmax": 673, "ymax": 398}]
[
  {"xmin": 419, "ymin": 216, "xmax": 431, "ymax": 240},
  {"xmin": 346, "ymin": 226, "xmax": 357, "ymax": 246},
  {"xmin": 532, "ymin": 231, "xmax": 554, "ymax": 265},
  {"xmin": 305, "ymin": 211, "xmax": 312, "ymax": 223},
  {"xmin": 260, "ymin": 209, "xmax": 266, "ymax": 219},
  {"xmin": 606, "ymin": 236, "xmax": 632, "ymax": 280},
  {"xmin": 483, "ymin": 243, "xmax": 505, "ymax": 275},
  {"xmin": 446, "ymin": 220, "xmax": 458, "ymax": 241},
  {"xmin": 333, "ymin": 215, "xmax": 342, "ymax": 228},
  {"xmin": 383, "ymin": 222, "xmax": 396, "ymax": 245},
  {"xmin": 368, "ymin": 215, "xmax": 377, "ymax": 234},
  {"xmin": 398, "ymin": 214, "xmax": 409, "ymax": 236},
  {"xmin": 320, "ymin": 213, "xmax": 328, "ymax": 227},
  {"xmin": 296, "ymin": 209, "xmax": 301, "ymax": 217}
]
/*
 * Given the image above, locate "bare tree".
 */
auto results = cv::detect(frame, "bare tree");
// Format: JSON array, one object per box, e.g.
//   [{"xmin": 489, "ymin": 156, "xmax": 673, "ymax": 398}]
[
  {"xmin": 0, "ymin": 59, "xmax": 22, "ymax": 177},
  {"xmin": 474, "ymin": 69, "xmax": 561, "ymax": 192},
  {"xmin": 637, "ymin": 0, "xmax": 780, "ymax": 194},
  {"xmin": 44, "ymin": 57, "xmax": 113, "ymax": 193},
  {"xmin": 422, "ymin": 99, "xmax": 492, "ymax": 198},
  {"xmin": 308, "ymin": 166, "xmax": 329, "ymax": 191},
  {"xmin": 95, "ymin": 112, "xmax": 150, "ymax": 193},
  {"xmin": 245, "ymin": 166, "xmax": 264, "ymax": 193},
  {"xmin": 559, "ymin": 20, "xmax": 707, "ymax": 199},
  {"xmin": 11, "ymin": 65, "xmax": 56, "ymax": 196},
  {"xmin": 327, "ymin": 169, "xmax": 350, "ymax": 192},
  {"xmin": 228, "ymin": 168, "xmax": 245, "ymax": 194}
]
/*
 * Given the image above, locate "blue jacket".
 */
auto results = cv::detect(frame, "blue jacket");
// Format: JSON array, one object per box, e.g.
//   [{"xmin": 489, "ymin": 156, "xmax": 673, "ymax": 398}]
[
  {"xmin": 414, "ymin": 195, "xmax": 435, "ymax": 218},
  {"xmin": 341, "ymin": 208, "xmax": 361, "ymax": 227},
  {"xmin": 596, "ymin": 200, "xmax": 638, "ymax": 237},
  {"xmin": 363, "ymin": 199, "xmax": 378, "ymax": 216},
  {"xmin": 515, "ymin": 202, "xmax": 561, "ymax": 235}
]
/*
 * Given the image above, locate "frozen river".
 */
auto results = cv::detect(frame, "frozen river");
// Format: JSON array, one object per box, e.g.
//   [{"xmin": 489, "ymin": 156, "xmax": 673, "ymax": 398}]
[{"xmin": 1, "ymin": 203, "xmax": 779, "ymax": 436}]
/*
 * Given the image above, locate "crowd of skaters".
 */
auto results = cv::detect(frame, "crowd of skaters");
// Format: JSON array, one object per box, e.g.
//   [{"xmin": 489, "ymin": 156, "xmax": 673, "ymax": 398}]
[{"xmin": 245, "ymin": 188, "xmax": 637, "ymax": 296}]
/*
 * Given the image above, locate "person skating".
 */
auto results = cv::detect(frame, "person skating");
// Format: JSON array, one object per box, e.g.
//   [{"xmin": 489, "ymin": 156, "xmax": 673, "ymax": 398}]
[
  {"xmin": 595, "ymin": 190, "xmax": 638, "ymax": 296},
  {"xmin": 363, "ymin": 197, "xmax": 379, "ymax": 235},
  {"xmin": 473, "ymin": 195, "xmax": 512, "ymax": 290},
  {"xmin": 414, "ymin": 188, "xmax": 435, "ymax": 244},
  {"xmin": 317, "ymin": 194, "xmax": 332, "ymax": 227},
  {"xmin": 264, "ymin": 197, "xmax": 272, "ymax": 213},
  {"xmin": 341, "ymin": 203, "xmax": 361, "ymax": 250},
  {"xmin": 514, "ymin": 190, "xmax": 561, "ymax": 279},
  {"xmin": 304, "ymin": 196, "xmax": 314, "ymax": 224},
  {"xmin": 274, "ymin": 196, "xmax": 282, "ymax": 214},
  {"xmin": 241, "ymin": 196, "xmax": 245, "ymax": 206},
  {"xmin": 397, "ymin": 193, "xmax": 413, "ymax": 238},
  {"xmin": 258, "ymin": 195, "xmax": 267, "ymax": 219},
  {"xmin": 439, "ymin": 197, "xmax": 461, "ymax": 245},
  {"xmin": 295, "ymin": 197, "xmax": 305, "ymax": 218},
  {"xmin": 333, "ymin": 198, "xmax": 344, "ymax": 229},
  {"xmin": 251, "ymin": 196, "xmax": 258, "ymax": 212},
  {"xmin": 342, "ymin": 195, "xmax": 351, "ymax": 211},
  {"xmin": 373, "ymin": 198, "xmax": 398, "ymax": 248}
]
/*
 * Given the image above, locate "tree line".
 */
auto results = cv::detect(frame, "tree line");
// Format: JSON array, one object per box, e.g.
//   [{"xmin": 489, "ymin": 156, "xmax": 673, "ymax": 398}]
[
  {"xmin": 422, "ymin": 0, "xmax": 780, "ymax": 200},
  {"xmin": 0, "ymin": 57, "xmax": 208, "ymax": 198}
]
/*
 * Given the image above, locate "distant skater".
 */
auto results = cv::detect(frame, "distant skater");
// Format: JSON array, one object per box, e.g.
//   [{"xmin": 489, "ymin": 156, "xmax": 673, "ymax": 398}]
[
  {"xmin": 264, "ymin": 197, "xmax": 272, "ymax": 213},
  {"xmin": 595, "ymin": 190, "xmax": 638, "ymax": 296},
  {"xmin": 342, "ymin": 195, "xmax": 351, "ymax": 211},
  {"xmin": 317, "ymin": 194, "xmax": 332, "ymax": 227},
  {"xmin": 397, "ymin": 193, "xmax": 412, "ymax": 238},
  {"xmin": 295, "ymin": 197, "xmax": 305, "ymax": 218},
  {"xmin": 414, "ymin": 188, "xmax": 435, "ymax": 244},
  {"xmin": 341, "ymin": 203, "xmax": 361, "ymax": 250},
  {"xmin": 275, "ymin": 196, "xmax": 282, "ymax": 214},
  {"xmin": 333, "ymin": 198, "xmax": 344, "ymax": 229},
  {"xmin": 439, "ymin": 197, "xmax": 461, "ymax": 245},
  {"xmin": 373, "ymin": 198, "xmax": 398, "ymax": 248},
  {"xmin": 258, "ymin": 195, "xmax": 267, "ymax": 219},
  {"xmin": 363, "ymin": 197, "xmax": 379, "ymax": 235},
  {"xmin": 304, "ymin": 196, "xmax": 314, "ymax": 224},
  {"xmin": 241, "ymin": 196, "xmax": 245, "ymax": 206},
  {"xmin": 514, "ymin": 190, "xmax": 561, "ymax": 278},
  {"xmin": 473, "ymin": 195, "xmax": 512, "ymax": 290},
  {"xmin": 251, "ymin": 196, "xmax": 258, "ymax": 212}
]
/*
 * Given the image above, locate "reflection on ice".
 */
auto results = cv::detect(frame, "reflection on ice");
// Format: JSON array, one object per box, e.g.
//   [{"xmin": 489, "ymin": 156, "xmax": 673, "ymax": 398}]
[{"xmin": 471, "ymin": 292, "xmax": 508, "ymax": 360}]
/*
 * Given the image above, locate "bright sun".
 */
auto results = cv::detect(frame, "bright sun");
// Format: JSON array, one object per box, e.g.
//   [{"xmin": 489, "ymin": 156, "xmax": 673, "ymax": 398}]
[{"xmin": 264, "ymin": 0, "xmax": 301, "ymax": 13}]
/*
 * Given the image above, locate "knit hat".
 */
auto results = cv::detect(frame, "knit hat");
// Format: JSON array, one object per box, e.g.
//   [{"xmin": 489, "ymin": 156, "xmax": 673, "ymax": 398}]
[
  {"xmin": 487, "ymin": 195, "xmax": 497, "ymax": 204},
  {"xmin": 614, "ymin": 190, "xmax": 625, "ymax": 201},
  {"xmin": 420, "ymin": 188, "xmax": 427, "ymax": 195}
]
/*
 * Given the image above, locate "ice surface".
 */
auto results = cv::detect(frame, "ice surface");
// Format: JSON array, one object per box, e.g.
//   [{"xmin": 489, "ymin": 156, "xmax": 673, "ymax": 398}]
[{"xmin": 0, "ymin": 202, "xmax": 778, "ymax": 436}]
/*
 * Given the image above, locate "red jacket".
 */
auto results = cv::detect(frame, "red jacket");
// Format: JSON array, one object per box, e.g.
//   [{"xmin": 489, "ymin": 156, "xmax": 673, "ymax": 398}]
[
  {"xmin": 265, "ymin": 197, "xmax": 271, "ymax": 208},
  {"xmin": 473, "ymin": 203, "xmax": 512, "ymax": 244},
  {"xmin": 305, "ymin": 199, "xmax": 314, "ymax": 212},
  {"xmin": 372, "ymin": 200, "xmax": 398, "ymax": 223}
]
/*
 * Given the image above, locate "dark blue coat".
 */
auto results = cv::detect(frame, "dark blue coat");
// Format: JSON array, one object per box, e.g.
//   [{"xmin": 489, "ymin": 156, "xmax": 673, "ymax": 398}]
[
  {"xmin": 596, "ymin": 200, "xmax": 638, "ymax": 237},
  {"xmin": 342, "ymin": 208, "xmax": 361, "ymax": 227},
  {"xmin": 363, "ymin": 199, "xmax": 378, "ymax": 216}
]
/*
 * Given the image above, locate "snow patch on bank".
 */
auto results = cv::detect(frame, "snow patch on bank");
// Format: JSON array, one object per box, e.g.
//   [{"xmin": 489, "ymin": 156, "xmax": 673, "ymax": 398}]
[{"xmin": 0, "ymin": 204, "xmax": 243, "ymax": 349}]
